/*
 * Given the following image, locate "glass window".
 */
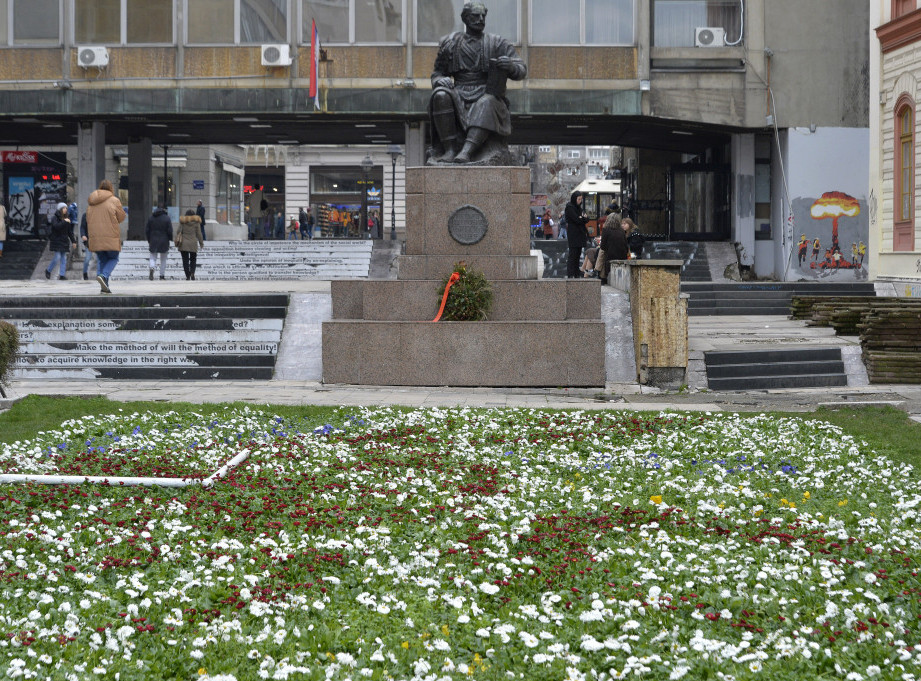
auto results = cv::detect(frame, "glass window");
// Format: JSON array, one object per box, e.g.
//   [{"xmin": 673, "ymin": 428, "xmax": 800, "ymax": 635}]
[
  {"xmin": 417, "ymin": 0, "xmax": 517, "ymax": 44},
  {"xmin": 302, "ymin": 0, "xmax": 348, "ymax": 43},
  {"xmin": 356, "ymin": 0, "xmax": 402, "ymax": 42},
  {"xmin": 0, "ymin": 0, "xmax": 7, "ymax": 45},
  {"xmin": 532, "ymin": 0, "xmax": 632, "ymax": 45},
  {"xmin": 188, "ymin": 0, "xmax": 234, "ymax": 43},
  {"xmin": 899, "ymin": 106, "xmax": 913, "ymax": 222},
  {"xmin": 12, "ymin": 0, "xmax": 59, "ymax": 44},
  {"xmin": 75, "ymin": 0, "xmax": 120, "ymax": 43},
  {"xmin": 653, "ymin": 0, "xmax": 741, "ymax": 47},
  {"xmin": 303, "ymin": 0, "xmax": 403, "ymax": 44},
  {"xmin": 242, "ymin": 0, "xmax": 287, "ymax": 43},
  {"xmin": 127, "ymin": 0, "xmax": 173, "ymax": 43}
]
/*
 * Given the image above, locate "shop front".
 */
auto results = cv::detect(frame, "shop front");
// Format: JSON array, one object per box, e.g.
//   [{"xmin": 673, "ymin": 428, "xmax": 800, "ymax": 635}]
[
  {"xmin": 310, "ymin": 165, "xmax": 384, "ymax": 238},
  {"xmin": 2, "ymin": 151, "xmax": 68, "ymax": 238}
]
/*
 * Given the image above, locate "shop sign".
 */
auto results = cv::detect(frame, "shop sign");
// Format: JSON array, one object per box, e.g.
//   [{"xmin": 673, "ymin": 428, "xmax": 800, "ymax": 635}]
[{"xmin": 1, "ymin": 151, "xmax": 38, "ymax": 164}]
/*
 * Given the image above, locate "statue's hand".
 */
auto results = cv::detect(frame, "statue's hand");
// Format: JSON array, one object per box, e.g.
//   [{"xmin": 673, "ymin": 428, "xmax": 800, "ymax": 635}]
[
  {"xmin": 493, "ymin": 56, "xmax": 515, "ymax": 73},
  {"xmin": 434, "ymin": 77, "xmax": 454, "ymax": 89}
]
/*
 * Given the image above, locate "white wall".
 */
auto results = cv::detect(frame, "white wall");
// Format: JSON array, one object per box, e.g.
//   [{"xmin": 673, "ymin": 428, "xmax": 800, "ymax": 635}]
[{"xmin": 781, "ymin": 127, "xmax": 871, "ymax": 281}]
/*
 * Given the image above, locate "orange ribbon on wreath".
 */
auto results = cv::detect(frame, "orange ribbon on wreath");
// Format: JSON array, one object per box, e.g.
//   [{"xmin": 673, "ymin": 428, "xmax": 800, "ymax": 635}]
[{"xmin": 433, "ymin": 272, "xmax": 461, "ymax": 322}]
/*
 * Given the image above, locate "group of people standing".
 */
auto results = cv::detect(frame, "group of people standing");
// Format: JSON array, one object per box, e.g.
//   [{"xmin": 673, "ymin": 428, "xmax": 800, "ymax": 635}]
[
  {"xmin": 564, "ymin": 190, "xmax": 639, "ymax": 281},
  {"xmin": 43, "ymin": 180, "xmax": 205, "ymax": 293}
]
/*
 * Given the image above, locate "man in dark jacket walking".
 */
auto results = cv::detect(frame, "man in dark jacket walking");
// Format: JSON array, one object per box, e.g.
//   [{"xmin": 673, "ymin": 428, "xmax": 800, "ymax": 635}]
[
  {"xmin": 145, "ymin": 205, "xmax": 173, "ymax": 280},
  {"xmin": 564, "ymin": 191, "xmax": 589, "ymax": 279}
]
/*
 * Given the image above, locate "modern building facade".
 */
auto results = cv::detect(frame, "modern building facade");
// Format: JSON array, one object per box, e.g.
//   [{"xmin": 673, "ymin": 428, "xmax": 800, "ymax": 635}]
[
  {"xmin": 0, "ymin": 0, "xmax": 869, "ymax": 278},
  {"xmin": 871, "ymin": 0, "xmax": 921, "ymax": 295}
]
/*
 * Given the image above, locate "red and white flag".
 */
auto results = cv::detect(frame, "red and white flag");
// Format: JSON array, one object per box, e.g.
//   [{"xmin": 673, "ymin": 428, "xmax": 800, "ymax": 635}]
[{"xmin": 309, "ymin": 19, "xmax": 320, "ymax": 110}]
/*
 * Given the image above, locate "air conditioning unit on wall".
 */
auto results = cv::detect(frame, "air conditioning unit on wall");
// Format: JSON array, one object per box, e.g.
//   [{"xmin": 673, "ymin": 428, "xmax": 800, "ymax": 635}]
[
  {"xmin": 694, "ymin": 27, "xmax": 726, "ymax": 48},
  {"xmin": 77, "ymin": 46, "xmax": 109, "ymax": 68},
  {"xmin": 261, "ymin": 44, "xmax": 292, "ymax": 66}
]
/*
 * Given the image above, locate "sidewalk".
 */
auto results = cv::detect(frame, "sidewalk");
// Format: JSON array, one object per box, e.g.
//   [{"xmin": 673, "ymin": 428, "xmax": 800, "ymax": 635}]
[{"xmin": 2, "ymin": 278, "xmax": 920, "ymax": 420}]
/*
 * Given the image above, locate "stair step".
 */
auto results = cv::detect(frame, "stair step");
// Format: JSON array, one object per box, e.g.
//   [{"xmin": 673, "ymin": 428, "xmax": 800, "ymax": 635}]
[
  {"xmin": 3, "ymin": 293, "xmax": 288, "ymax": 381},
  {"xmin": 705, "ymin": 347, "xmax": 843, "ymax": 364},
  {"xmin": 706, "ymin": 359, "xmax": 845, "ymax": 379},
  {"xmin": 707, "ymin": 373, "xmax": 848, "ymax": 391}
]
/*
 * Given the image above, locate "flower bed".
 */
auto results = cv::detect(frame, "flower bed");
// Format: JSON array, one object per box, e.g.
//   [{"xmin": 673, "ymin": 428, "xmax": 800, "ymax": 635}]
[{"xmin": 0, "ymin": 407, "xmax": 918, "ymax": 680}]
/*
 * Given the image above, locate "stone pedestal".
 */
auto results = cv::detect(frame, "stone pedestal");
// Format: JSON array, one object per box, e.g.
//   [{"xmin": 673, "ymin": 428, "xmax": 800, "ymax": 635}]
[
  {"xmin": 610, "ymin": 260, "xmax": 688, "ymax": 388},
  {"xmin": 322, "ymin": 166, "xmax": 605, "ymax": 387}
]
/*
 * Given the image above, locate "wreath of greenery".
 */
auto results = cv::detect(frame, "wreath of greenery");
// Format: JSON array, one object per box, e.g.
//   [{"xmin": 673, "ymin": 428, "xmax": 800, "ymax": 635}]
[
  {"xmin": 0, "ymin": 321, "xmax": 20, "ymax": 397},
  {"xmin": 437, "ymin": 262, "xmax": 493, "ymax": 321}
]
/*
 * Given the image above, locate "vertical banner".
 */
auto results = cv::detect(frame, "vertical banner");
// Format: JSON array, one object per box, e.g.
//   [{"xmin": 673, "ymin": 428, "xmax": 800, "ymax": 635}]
[
  {"xmin": 6, "ymin": 177, "xmax": 35, "ymax": 236},
  {"xmin": 309, "ymin": 19, "xmax": 320, "ymax": 110}
]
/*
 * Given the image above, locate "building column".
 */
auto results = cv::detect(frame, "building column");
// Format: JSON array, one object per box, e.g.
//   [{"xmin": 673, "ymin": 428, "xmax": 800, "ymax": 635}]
[
  {"xmin": 731, "ymin": 133, "xmax": 757, "ymax": 272},
  {"xmin": 77, "ymin": 122, "xmax": 105, "ymax": 212},
  {"xmin": 127, "ymin": 138, "xmax": 153, "ymax": 241}
]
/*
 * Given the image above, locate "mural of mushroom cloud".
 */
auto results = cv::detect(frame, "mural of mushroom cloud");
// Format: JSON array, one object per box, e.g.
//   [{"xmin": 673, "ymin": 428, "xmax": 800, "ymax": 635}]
[{"xmin": 810, "ymin": 191, "xmax": 860, "ymax": 252}]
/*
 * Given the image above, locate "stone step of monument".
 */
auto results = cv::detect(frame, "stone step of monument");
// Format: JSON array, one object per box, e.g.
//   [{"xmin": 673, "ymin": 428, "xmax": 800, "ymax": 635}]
[
  {"xmin": 704, "ymin": 347, "xmax": 848, "ymax": 390},
  {"xmin": 332, "ymin": 279, "xmax": 602, "ymax": 321},
  {"xmin": 3, "ymin": 294, "xmax": 287, "ymax": 380},
  {"xmin": 108, "ymin": 239, "xmax": 373, "ymax": 280}
]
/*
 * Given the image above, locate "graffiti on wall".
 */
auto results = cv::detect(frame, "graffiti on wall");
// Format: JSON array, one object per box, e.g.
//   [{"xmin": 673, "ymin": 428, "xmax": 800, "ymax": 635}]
[{"xmin": 793, "ymin": 191, "xmax": 869, "ymax": 280}]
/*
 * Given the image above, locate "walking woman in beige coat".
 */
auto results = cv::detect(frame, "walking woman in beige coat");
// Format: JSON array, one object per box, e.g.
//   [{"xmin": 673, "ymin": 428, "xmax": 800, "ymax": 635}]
[{"xmin": 176, "ymin": 210, "xmax": 204, "ymax": 280}]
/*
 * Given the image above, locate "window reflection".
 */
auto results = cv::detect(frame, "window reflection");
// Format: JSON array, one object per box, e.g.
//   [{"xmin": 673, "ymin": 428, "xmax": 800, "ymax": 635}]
[
  {"xmin": 13, "ymin": 0, "xmax": 59, "ymax": 44},
  {"xmin": 188, "ymin": 0, "xmax": 234, "ymax": 43},
  {"xmin": 127, "ymin": 0, "xmax": 173, "ymax": 43},
  {"xmin": 417, "ymin": 0, "xmax": 517, "ymax": 43},
  {"xmin": 302, "ymin": 0, "xmax": 402, "ymax": 43},
  {"xmin": 653, "ymin": 0, "xmax": 741, "ymax": 47},
  {"xmin": 241, "ymin": 0, "xmax": 287, "ymax": 43}
]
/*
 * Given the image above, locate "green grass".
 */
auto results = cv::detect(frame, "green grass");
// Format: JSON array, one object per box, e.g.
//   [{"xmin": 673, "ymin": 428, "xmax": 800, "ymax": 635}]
[
  {"xmin": 2, "ymin": 397, "xmax": 919, "ymax": 469},
  {"xmin": 0, "ymin": 395, "xmax": 338, "ymax": 446}
]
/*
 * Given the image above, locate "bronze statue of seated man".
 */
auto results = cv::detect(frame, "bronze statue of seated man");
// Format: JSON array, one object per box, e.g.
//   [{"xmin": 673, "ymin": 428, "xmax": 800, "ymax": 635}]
[{"xmin": 427, "ymin": 2, "xmax": 527, "ymax": 165}]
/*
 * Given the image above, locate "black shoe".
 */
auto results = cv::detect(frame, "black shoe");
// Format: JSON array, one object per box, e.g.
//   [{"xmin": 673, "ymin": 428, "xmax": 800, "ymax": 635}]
[
  {"xmin": 149, "ymin": 268, "xmax": 154, "ymax": 281},
  {"xmin": 83, "ymin": 272, "xmax": 88, "ymax": 280},
  {"xmin": 96, "ymin": 275, "xmax": 111, "ymax": 294},
  {"xmin": 59, "ymin": 276, "xmax": 67, "ymax": 281},
  {"xmin": 159, "ymin": 276, "xmax": 165, "ymax": 280},
  {"xmin": 45, "ymin": 270, "xmax": 51, "ymax": 279}
]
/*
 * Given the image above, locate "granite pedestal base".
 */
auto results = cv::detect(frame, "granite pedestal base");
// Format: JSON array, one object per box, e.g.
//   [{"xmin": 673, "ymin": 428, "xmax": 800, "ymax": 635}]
[{"xmin": 321, "ymin": 165, "xmax": 605, "ymax": 388}]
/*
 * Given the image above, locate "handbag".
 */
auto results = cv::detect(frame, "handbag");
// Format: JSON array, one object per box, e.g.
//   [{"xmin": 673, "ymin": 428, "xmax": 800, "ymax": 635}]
[{"xmin": 175, "ymin": 232, "xmax": 183, "ymax": 248}]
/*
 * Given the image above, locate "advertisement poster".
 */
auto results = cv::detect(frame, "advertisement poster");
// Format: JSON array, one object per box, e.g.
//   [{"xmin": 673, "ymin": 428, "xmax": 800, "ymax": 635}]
[{"xmin": 6, "ymin": 177, "xmax": 35, "ymax": 236}]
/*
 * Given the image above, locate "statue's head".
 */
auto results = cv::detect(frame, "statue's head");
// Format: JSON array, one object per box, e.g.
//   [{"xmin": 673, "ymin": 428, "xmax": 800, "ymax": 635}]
[{"xmin": 461, "ymin": 2, "xmax": 488, "ymax": 22}]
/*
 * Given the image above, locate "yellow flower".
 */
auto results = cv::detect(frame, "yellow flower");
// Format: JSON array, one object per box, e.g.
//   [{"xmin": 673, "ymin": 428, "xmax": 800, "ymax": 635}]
[
  {"xmin": 474, "ymin": 653, "xmax": 482, "ymax": 665},
  {"xmin": 718, "ymin": 502, "xmax": 726, "ymax": 509},
  {"xmin": 779, "ymin": 498, "xmax": 788, "ymax": 506},
  {"xmin": 788, "ymin": 502, "xmax": 795, "ymax": 509},
  {"xmin": 326, "ymin": 653, "xmax": 336, "ymax": 662},
  {"xmin": 198, "ymin": 670, "xmax": 207, "ymax": 677},
  {"xmin": 441, "ymin": 624, "xmax": 450, "ymax": 636},
  {"xmin": 650, "ymin": 495, "xmax": 662, "ymax": 505},
  {"xmin": 802, "ymin": 491, "xmax": 811, "ymax": 500},
  {"xmin": 838, "ymin": 499, "xmax": 848, "ymax": 507},
  {"xmin": 401, "ymin": 641, "xmax": 409, "ymax": 649}
]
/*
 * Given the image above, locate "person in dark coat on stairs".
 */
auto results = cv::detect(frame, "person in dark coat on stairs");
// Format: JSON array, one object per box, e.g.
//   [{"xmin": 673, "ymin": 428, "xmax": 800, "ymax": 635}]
[
  {"xmin": 564, "ymin": 190, "xmax": 589, "ymax": 279},
  {"xmin": 45, "ymin": 203, "xmax": 77, "ymax": 280},
  {"xmin": 146, "ymin": 205, "xmax": 174, "ymax": 280}
]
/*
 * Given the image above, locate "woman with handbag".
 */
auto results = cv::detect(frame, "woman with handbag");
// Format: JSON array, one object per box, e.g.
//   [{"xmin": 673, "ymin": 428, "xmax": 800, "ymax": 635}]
[{"xmin": 176, "ymin": 209, "xmax": 204, "ymax": 280}]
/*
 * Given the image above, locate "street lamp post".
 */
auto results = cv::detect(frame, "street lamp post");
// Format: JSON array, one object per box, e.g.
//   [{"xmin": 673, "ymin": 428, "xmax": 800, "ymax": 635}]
[
  {"xmin": 387, "ymin": 145, "xmax": 401, "ymax": 241},
  {"xmin": 360, "ymin": 154, "xmax": 373, "ymax": 238}
]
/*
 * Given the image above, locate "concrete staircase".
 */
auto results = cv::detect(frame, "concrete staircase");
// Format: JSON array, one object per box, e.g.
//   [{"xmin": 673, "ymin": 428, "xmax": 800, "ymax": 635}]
[
  {"xmin": 2, "ymin": 294, "xmax": 288, "ymax": 379},
  {"xmin": 0, "ymin": 240, "xmax": 46, "ymax": 280},
  {"xmin": 704, "ymin": 347, "xmax": 848, "ymax": 390},
  {"xmin": 683, "ymin": 282, "xmax": 877, "ymax": 316},
  {"xmin": 644, "ymin": 241, "xmax": 712, "ymax": 282},
  {"xmin": 113, "ymin": 239, "xmax": 373, "ymax": 280}
]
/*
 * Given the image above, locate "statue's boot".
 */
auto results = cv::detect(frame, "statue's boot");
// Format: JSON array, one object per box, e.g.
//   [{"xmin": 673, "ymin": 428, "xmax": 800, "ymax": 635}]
[
  {"xmin": 432, "ymin": 97, "xmax": 460, "ymax": 162},
  {"xmin": 454, "ymin": 127, "xmax": 489, "ymax": 164}
]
